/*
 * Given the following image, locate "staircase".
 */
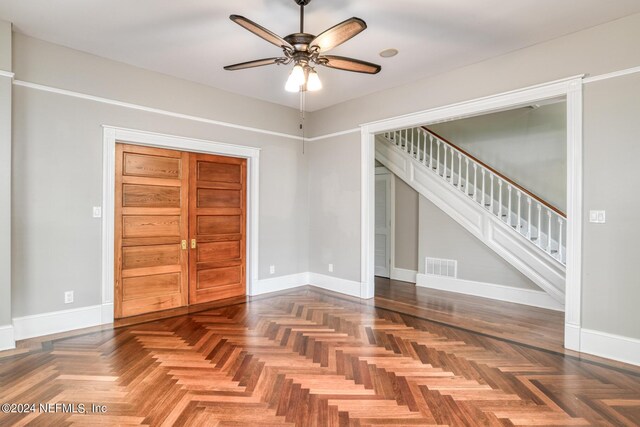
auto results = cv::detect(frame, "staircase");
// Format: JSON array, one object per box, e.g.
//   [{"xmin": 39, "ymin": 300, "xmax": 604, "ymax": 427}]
[{"xmin": 376, "ymin": 127, "xmax": 566, "ymax": 303}]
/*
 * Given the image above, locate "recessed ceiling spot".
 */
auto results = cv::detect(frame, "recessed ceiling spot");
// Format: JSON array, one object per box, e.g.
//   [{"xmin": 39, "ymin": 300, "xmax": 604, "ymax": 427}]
[{"xmin": 379, "ymin": 48, "xmax": 399, "ymax": 58}]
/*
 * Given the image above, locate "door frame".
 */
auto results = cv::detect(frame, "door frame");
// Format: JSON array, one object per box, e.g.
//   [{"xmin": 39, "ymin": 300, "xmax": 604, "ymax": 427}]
[
  {"xmin": 360, "ymin": 75, "xmax": 584, "ymax": 351},
  {"xmin": 374, "ymin": 169, "xmax": 393, "ymax": 278},
  {"xmin": 101, "ymin": 126, "xmax": 260, "ymax": 323}
]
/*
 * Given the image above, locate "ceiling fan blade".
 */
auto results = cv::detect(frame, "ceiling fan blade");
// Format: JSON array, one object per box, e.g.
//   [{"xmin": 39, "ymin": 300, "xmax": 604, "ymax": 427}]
[
  {"xmin": 224, "ymin": 57, "xmax": 284, "ymax": 71},
  {"xmin": 319, "ymin": 55, "xmax": 381, "ymax": 74},
  {"xmin": 230, "ymin": 15, "xmax": 293, "ymax": 50},
  {"xmin": 310, "ymin": 17, "xmax": 367, "ymax": 52}
]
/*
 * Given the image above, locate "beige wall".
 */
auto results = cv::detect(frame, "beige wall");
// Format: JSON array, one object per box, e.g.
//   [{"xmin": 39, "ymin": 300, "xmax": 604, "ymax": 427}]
[
  {"xmin": 581, "ymin": 73, "xmax": 640, "ymax": 338},
  {"xmin": 419, "ymin": 197, "xmax": 539, "ymax": 289},
  {"xmin": 0, "ymin": 20, "xmax": 11, "ymax": 325},
  {"xmin": 307, "ymin": 133, "xmax": 361, "ymax": 281},
  {"xmin": 10, "ymin": 35, "xmax": 308, "ymax": 318},
  {"xmin": 307, "ymin": 13, "xmax": 640, "ymax": 340},
  {"xmin": 393, "ymin": 176, "xmax": 418, "ymax": 271}
]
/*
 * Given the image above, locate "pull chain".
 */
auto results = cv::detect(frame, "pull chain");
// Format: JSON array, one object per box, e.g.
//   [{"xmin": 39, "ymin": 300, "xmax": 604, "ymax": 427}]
[{"xmin": 299, "ymin": 90, "xmax": 306, "ymax": 154}]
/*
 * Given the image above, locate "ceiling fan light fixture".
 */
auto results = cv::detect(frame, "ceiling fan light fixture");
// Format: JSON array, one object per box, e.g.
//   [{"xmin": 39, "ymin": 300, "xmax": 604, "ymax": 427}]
[
  {"xmin": 285, "ymin": 72, "xmax": 302, "ymax": 92},
  {"xmin": 291, "ymin": 63, "xmax": 306, "ymax": 85},
  {"xmin": 306, "ymin": 68, "xmax": 322, "ymax": 91}
]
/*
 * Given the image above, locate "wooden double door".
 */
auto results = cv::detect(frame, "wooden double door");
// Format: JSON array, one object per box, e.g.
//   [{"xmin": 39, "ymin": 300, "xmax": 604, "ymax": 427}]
[{"xmin": 114, "ymin": 143, "xmax": 247, "ymax": 318}]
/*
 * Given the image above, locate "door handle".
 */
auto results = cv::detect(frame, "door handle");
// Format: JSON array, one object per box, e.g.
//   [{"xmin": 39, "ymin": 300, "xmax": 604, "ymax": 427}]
[
  {"xmin": 191, "ymin": 239, "xmax": 197, "ymax": 249},
  {"xmin": 181, "ymin": 240, "xmax": 187, "ymax": 250}
]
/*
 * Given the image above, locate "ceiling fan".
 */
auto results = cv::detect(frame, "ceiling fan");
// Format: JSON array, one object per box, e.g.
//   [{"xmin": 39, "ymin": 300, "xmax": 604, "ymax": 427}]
[{"xmin": 224, "ymin": 0, "xmax": 381, "ymax": 93}]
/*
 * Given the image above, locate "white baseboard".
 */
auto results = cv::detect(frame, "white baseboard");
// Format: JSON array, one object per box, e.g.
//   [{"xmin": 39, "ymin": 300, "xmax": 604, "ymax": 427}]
[
  {"xmin": 564, "ymin": 323, "xmax": 581, "ymax": 351},
  {"xmin": 101, "ymin": 303, "xmax": 114, "ymax": 324},
  {"xmin": 0, "ymin": 325, "xmax": 15, "ymax": 351},
  {"xmin": 253, "ymin": 272, "xmax": 310, "ymax": 296},
  {"xmin": 12, "ymin": 304, "xmax": 112, "ymax": 341},
  {"xmin": 308, "ymin": 272, "xmax": 361, "ymax": 298},
  {"xmin": 416, "ymin": 274, "xmax": 564, "ymax": 311},
  {"xmin": 580, "ymin": 328, "xmax": 640, "ymax": 366},
  {"xmin": 391, "ymin": 267, "xmax": 417, "ymax": 283}
]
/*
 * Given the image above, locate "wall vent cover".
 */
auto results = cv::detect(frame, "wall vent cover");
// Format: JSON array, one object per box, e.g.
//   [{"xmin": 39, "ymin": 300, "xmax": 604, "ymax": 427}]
[{"xmin": 425, "ymin": 257, "xmax": 458, "ymax": 278}]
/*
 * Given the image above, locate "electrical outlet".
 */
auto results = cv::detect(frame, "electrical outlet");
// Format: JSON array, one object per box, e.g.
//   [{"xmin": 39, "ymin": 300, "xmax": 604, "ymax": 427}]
[
  {"xmin": 269, "ymin": 265, "xmax": 275, "ymax": 275},
  {"xmin": 328, "ymin": 264, "xmax": 334, "ymax": 273},
  {"xmin": 64, "ymin": 291, "xmax": 74, "ymax": 304},
  {"xmin": 93, "ymin": 206, "xmax": 102, "ymax": 218}
]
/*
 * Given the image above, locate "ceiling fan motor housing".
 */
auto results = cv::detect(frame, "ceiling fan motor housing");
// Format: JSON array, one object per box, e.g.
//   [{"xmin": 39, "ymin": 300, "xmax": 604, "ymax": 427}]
[{"xmin": 294, "ymin": 0, "xmax": 312, "ymax": 6}]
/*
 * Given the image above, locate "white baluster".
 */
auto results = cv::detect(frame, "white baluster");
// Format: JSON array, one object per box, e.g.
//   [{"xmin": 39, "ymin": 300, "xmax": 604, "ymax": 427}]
[
  {"xmin": 443, "ymin": 144, "xmax": 447, "ymax": 179},
  {"xmin": 527, "ymin": 198, "xmax": 532, "ymax": 238},
  {"xmin": 450, "ymin": 147, "xmax": 455, "ymax": 184},
  {"xmin": 404, "ymin": 129, "xmax": 409, "ymax": 153},
  {"xmin": 395, "ymin": 131, "xmax": 399, "ymax": 147},
  {"xmin": 436, "ymin": 140, "xmax": 441, "ymax": 175},
  {"xmin": 537, "ymin": 204, "xmax": 542, "ymax": 247},
  {"xmin": 429, "ymin": 136, "xmax": 434, "ymax": 170},
  {"xmin": 458, "ymin": 153, "xmax": 463, "ymax": 190},
  {"xmin": 465, "ymin": 159, "xmax": 470, "ymax": 196},
  {"xmin": 490, "ymin": 175, "xmax": 494, "ymax": 213},
  {"xmin": 557, "ymin": 217, "xmax": 564, "ymax": 261},
  {"xmin": 422, "ymin": 132, "xmax": 427, "ymax": 165},
  {"xmin": 516, "ymin": 191, "xmax": 522, "ymax": 232},
  {"xmin": 411, "ymin": 129, "xmax": 415, "ymax": 156},
  {"xmin": 481, "ymin": 169, "xmax": 486, "ymax": 207},
  {"xmin": 498, "ymin": 180, "xmax": 503, "ymax": 218},
  {"xmin": 507, "ymin": 185, "xmax": 512, "ymax": 225},
  {"xmin": 546, "ymin": 211, "xmax": 552, "ymax": 253},
  {"xmin": 473, "ymin": 163, "xmax": 478, "ymax": 200}
]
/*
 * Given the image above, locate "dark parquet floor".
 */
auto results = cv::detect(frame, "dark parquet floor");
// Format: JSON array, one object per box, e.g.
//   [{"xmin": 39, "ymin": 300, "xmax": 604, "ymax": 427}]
[{"xmin": 1, "ymin": 285, "xmax": 639, "ymax": 426}]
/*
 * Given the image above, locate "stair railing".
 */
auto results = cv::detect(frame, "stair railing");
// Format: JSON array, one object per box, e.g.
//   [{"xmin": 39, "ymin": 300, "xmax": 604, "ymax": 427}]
[{"xmin": 383, "ymin": 127, "xmax": 566, "ymax": 264}]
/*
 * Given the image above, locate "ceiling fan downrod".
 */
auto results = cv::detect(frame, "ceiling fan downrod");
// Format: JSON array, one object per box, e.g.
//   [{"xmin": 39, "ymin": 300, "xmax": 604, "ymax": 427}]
[{"xmin": 295, "ymin": 0, "xmax": 312, "ymax": 33}]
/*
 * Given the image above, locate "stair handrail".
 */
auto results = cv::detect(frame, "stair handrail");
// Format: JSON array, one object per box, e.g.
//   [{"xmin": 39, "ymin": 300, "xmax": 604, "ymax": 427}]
[{"xmin": 421, "ymin": 127, "xmax": 566, "ymax": 218}]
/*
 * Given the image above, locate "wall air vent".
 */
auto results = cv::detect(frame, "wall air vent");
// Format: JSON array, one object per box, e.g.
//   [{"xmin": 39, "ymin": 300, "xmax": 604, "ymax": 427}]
[{"xmin": 425, "ymin": 257, "xmax": 458, "ymax": 278}]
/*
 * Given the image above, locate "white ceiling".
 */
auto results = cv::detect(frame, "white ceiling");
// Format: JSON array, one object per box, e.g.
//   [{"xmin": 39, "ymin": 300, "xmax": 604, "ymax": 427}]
[{"xmin": 1, "ymin": 0, "xmax": 639, "ymax": 111}]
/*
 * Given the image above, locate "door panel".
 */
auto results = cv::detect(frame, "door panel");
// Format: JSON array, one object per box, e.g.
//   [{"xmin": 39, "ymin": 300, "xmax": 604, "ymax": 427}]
[
  {"xmin": 189, "ymin": 154, "xmax": 247, "ymax": 304},
  {"xmin": 115, "ymin": 144, "xmax": 189, "ymax": 318},
  {"xmin": 375, "ymin": 173, "xmax": 392, "ymax": 278}
]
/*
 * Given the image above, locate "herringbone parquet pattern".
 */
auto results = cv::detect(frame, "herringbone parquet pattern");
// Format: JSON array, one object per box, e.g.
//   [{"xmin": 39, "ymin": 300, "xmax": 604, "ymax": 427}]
[{"xmin": 1, "ymin": 290, "xmax": 639, "ymax": 426}]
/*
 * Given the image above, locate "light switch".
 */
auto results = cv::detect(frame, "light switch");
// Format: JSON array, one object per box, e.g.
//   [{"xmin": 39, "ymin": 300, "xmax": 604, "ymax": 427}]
[
  {"xmin": 328, "ymin": 264, "xmax": 334, "ymax": 273},
  {"xmin": 269, "ymin": 265, "xmax": 275, "ymax": 275},
  {"xmin": 93, "ymin": 206, "xmax": 102, "ymax": 218},
  {"xmin": 589, "ymin": 210, "xmax": 606, "ymax": 224}
]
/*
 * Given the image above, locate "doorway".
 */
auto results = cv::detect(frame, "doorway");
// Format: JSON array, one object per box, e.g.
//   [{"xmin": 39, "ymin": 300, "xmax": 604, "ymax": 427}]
[{"xmin": 374, "ymin": 170, "xmax": 392, "ymax": 278}]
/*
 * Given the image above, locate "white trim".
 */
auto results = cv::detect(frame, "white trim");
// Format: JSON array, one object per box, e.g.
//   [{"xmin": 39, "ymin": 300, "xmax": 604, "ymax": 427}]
[
  {"xmin": 12, "ymin": 304, "xmax": 109, "ymax": 341},
  {"xmin": 101, "ymin": 126, "xmax": 261, "ymax": 316},
  {"xmin": 362, "ymin": 75, "xmax": 584, "ymax": 132},
  {"xmin": 375, "ymin": 166, "xmax": 390, "ymax": 175},
  {"xmin": 13, "ymin": 80, "xmax": 302, "ymax": 141},
  {"xmin": 254, "ymin": 273, "xmax": 310, "ymax": 295},
  {"xmin": 101, "ymin": 303, "xmax": 114, "ymax": 325},
  {"xmin": 360, "ymin": 128, "xmax": 376, "ymax": 299},
  {"xmin": 564, "ymin": 323, "xmax": 581, "ymax": 351},
  {"xmin": 563, "ymin": 80, "xmax": 583, "ymax": 351},
  {"xmin": 308, "ymin": 273, "xmax": 361, "ymax": 298},
  {"xmin": 581, "ymin": 328, "xmax": 640, "ymax": 366},
  {"xmin": 9, "ymin": 64, "xmax": 638, "ymax": 144},
  {"xmin": 361, "ymin": 76, "xmax": 582, "ymax": 349},
  {"xmin": 390, "ymin": 268, "xmax": 417, "ymax": 284},
  {"xmin": 416, "ymin": 274, "xmax": 564, "ymax": 311},
  {"xmin": 0, "ymin": 325, "xmax": 15, "ymax": 351},
  {"xmin": 583, "ymin": 65, "xmax": 640, "ymax": 84},
  {"xmin": 307, "ymin": 128, "xmax": 360, "ymax": 142}
]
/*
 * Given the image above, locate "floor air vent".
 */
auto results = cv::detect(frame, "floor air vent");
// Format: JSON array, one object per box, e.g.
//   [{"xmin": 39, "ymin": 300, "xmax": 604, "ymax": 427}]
[{"xmin": 425, "ymin": 257, "xmax": 458, "ymax": 278}]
